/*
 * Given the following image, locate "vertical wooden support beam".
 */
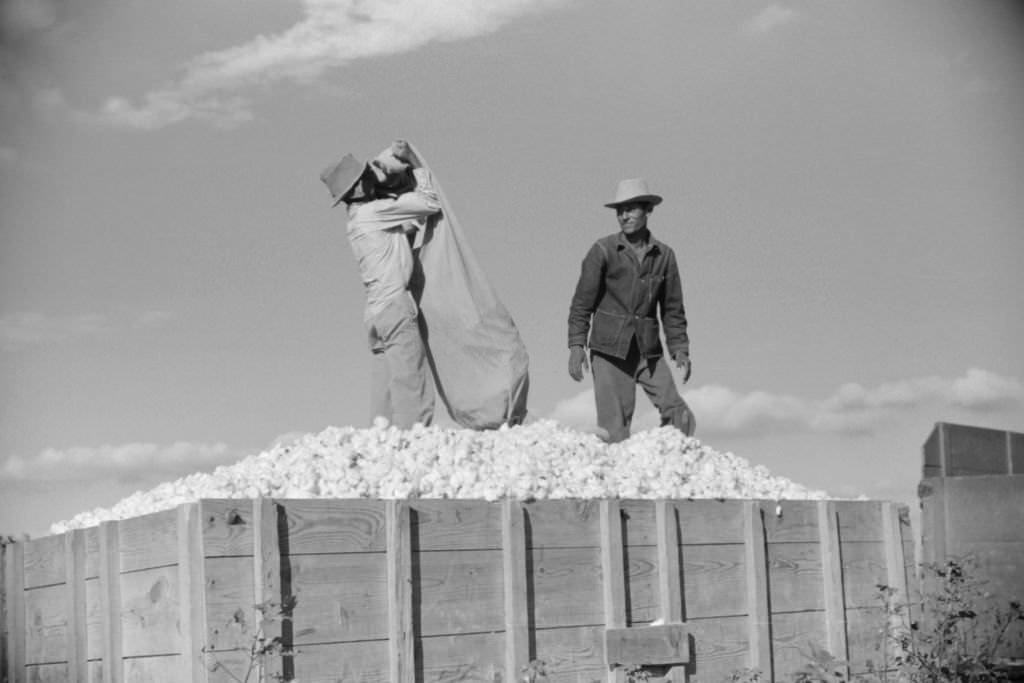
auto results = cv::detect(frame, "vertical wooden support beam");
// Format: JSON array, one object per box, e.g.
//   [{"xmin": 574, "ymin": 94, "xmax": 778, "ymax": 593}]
[
  {"xmin": 817, "ymin": 501, "xmax": 848, "ymax": 670},
  {"xmin": 98, "ymin": 520, "xmax": 123, "ymax": 683},
  {"xmin": 64, "ymin": 530, "xmax": 88, "ymax": 682},
  {"xmin": 5, "ymin": 540, "xmax": 25, "ymax": 683},
  {"xmin": 743, "ymin": 502, "xmax": 772, "ymax": 680},
  {"xmin": 1007, "ymin": 431, "xmax": 1015, "ymax": 475},
  {"xmin": 178, "ymin": 503, "xmax": 208, "ymax": 683},
  {"xmin": 656, "ymin": 501, "xmax": 688, "ymax": 682},
  {"xmin": 253, "ymin": 498, "xmax": 284, "ymax": 682},
  {"xmin": 386, "ymin": 501, "xmax": 414, "ymax": 683},
  {"xmin": 882, "ymin": 501, "xmax": 910, "ymax": 656},
  {"xmin": 502, "ymin": 500, "xmax": 529, "ymax": 683},
  {"xmin": 600, "ymin": 499, "xmax": 627, "ymax": 683}
]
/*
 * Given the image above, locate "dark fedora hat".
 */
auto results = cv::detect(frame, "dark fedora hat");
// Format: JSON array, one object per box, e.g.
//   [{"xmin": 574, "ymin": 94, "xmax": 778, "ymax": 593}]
[{"xmin": 320, "ymin": 154, "xmax": 367, "ymax": 207}]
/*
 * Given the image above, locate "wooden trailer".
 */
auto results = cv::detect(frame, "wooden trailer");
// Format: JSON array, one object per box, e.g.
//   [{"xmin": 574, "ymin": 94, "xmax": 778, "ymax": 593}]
[{"xmin": 3, "ymin": 498, "xmax": 914, "ymax": 683}]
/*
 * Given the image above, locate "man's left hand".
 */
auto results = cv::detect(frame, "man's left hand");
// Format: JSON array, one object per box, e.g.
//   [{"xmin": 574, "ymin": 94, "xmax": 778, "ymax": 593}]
[{"xmin": 673, "ymin": 354, "xmax": 691, "ymax": 384}]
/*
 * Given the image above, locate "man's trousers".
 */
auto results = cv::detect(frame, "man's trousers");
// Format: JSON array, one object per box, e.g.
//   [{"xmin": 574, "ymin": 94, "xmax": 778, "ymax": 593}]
[
  {"xmin": 367, "ymin": 294, "xmax": 434, "ymax": 429},
  {"xmin": 591, "ymin": 341, "xmax": 695, "ymax": 443}
]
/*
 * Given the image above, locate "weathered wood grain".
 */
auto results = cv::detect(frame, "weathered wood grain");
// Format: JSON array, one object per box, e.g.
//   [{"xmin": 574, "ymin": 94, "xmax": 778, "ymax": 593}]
[
  {"xmin": 285, "ymin": 552, "xmax": 389, "ymax": 644},
  {"xmin": 761, "ymin": 501, "xmax": 819, "ymax": 543},
  {"xmin": 419, "ymin": 631, "xmax": 506, "ymax": 683},
  {"xmin": 605, "ymin": 624, "xmax": 690, "ymax": 667},
  {"xmin": 818, "ymin": 501, "xmax": 849, "ymax": 677},
  {"xmin": 23, "ymin": 535, "xmax": 65, "ymax": 590},
  {"xmin": 97, "ymin": 520, "xmax": 122, "ymax": 683},
  {"xmin": 601, "ymin": 499, "xmax": 627, "ymax": 683},
  {"xmin": 685, "ymin": 615, "xmax": 750, "ymax": 682},
  {"xmin": 837, "ymin": 542, "xmax": 887, "ymax": 609},
  {"xmin": 834, "ymin": 501, "xmax": 883, "ymax": 542},
  {"xmin": 767, "ymin": 542, "xmax": 825, "ymax": 613},
  {"xmin": 502, "ymin": 499, "xmax": 529, "ymax": 683},
  {"xmin": 387, "ymin": 500, "xmax": 414, "ymax": 683},
  {"xmin": 204, "ymin": 556, "xmax": 257, "ymax": 653},
  {"xmin": 116, "ymin": 509, "xmax": 178, "ymax": 573},
  {"xmin": 177, "ymin": 502, "xmax": 208, "ymax": 683},
  {"xmin": 418, "ymin": 549, "xmax": 504, "ymax": 636},
  {"xmin": 276, "ymin": 499, "xmax": 387, "ymax": 554},
  {"xmin": 119, "ymin": 565, "xmax": 180, "ymax": 658},
  {"xmin": 84, "ymin": 578, "xmax": 102, "ymax": 662},
  {"xmin": 22, "ymin": 662, "xmax": 68, "ymax": 682},
  {"xmin": 121, "ymin": 654, "xmax": 182, "ymax": 683},
  {"xmin": 532, "ymin": 625, "xmax": 606, "ymax": 683},
  {"xmin": 24, "ymin": 583, "xmax": 67, "ymax": 664},
  {"xmin": 530, "ymin": 546, "xmax": 603, "ymax": 628},
  {"xmin": 769, "ymin": 609, "xmax": 827, "ymax": 681},
  {"xmin": 526, "ymin": 500, "xmax": 602, "ymax": 548},
  {"xmin": 743, "ymin": 501, "xmax": 772, "ymax": 679},
  {"xmin": 83, "ymin": 527, "xmax": 100, "ymax": 581},
  {"xmin": 413, "ymin": 500, "xmax": 502, "ymax": 551},
  {"xmin": 200, "ymin": 500, "xmax": 255, "ymax": 558},
  {"xmin": 844, "ymin": 605, "xmax": 886, "ymax": 673},
  {"xmin": 65, "ymin": 529, "xmax": 88, "ymax": 682}
]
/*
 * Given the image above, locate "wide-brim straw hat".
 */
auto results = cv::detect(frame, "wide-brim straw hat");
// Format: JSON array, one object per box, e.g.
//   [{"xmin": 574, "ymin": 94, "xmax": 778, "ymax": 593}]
[
  {"xmin": 604, "ymin": 178, "xmax": 663, "ymax": 208},
  {"xmin": 320, "ymin": 153, "xmax": 367, "ymax": 207}
]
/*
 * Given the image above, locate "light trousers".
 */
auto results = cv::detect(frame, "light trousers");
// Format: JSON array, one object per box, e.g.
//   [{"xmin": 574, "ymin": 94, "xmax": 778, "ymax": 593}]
[{"xmin": 367, "ymin": 294, "xmax": 434, "ymax": 429}]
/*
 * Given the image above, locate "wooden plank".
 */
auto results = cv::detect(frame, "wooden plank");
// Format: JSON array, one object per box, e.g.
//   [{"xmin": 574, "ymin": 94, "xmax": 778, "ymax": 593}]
[
  {"xmin": 656, "ymin": 501, "xmax": 687, "ymax": 683},
  {"xmin": 23, "ymin": 662, "xmax": 70, "ymax": 682},
  {"xmin": 743, "ymin": 501, "xmax": 772, "ymax": 679},
  {"xmin": 532, "ymin": 625, "xmax": 606, "ymax": 683},
  {"xmin": 769, "ymin": 610, "xmax": 826, "ymax": 681},
  {"xmin": 22, "ymin": 535, "xmax": 64, "ymax": 589},
  {"xmin": 817, "ymin": 501, "xmax": 849, "ymax": 672},
  {"xmin": 65, "ymin": 529, "xmax": 88, "ymax": 682},
  {"xmin": 83, "ymin": 527, "xmax": 100, "ymax": 580},
  {"xmin": 762, "ymin": 500, "xmax": 819, "ymax": 543},
  {"xmin": 281, "ymin": 553, "xmax": 388, "ymax": 644},
  {"xmin": 417, "ymin": 549, "xmax": 503, "ymax": 636},
  {"xmin": 386, "ymin": 500, "xmax": 414, "ymax": 683},
  {"xmin": 122, "ymin": 655, "xmax": 183, "ymax": 683},
  {"xmin": 177, "ymin": 503, "xmax": 208, "ymax": 683},
  {"xmin": 656, "ymin": 501, "xmax": 682, "ymax": 623},
  {"xmin": 204, "ymin": 557, "xmax": 257, "ymax": 653},
  {"xmin": 600, "ymin": 499, "xmax": 627, "ymax": 683},
  {"xmin": 85, "ymin": 577, "xmax": 103, "ymax": 661},
  {"xmin": 838, "ymin": 542, "xmax": 887, "ymax": 608},
  {"xmin": 413, "ymin": 500, "xmax": 501, "ymax": 550},
  {"xmin": 676, "ymin": 501, "xmax": 746, "ymax": 545},
  {"xmin": 530, "ymin": 546, "xmax": 603, "ymax": 628},
  {"xmin": 685, "ymin": 615, "xmax": 751, "ymax": 682},
  {"xmin": 419, "ymin": 631, "xmax": 505, "ymax": 683},
  {"xmin": 766, "ymin": 542, "xmax": 824, "ymax": 612},
  {"xmin": 200, "ymin": 500, "xmax": 256, "ymax": 558},
  {"xmin": 24, "ymin": 584, "xmax": 68, "ymax": 664},
  {"xmin": 833, "ymin": 501, "xmax": 884, "ymax": 542},
  {"xmin": 605, "ymin": 624, "xmax": 690, "ymax": 667},
  {"xmin": 273, "ymin": 499, "xmax": 387, "ymax": 554},
  {"xmin": 119, "ymin": 565, "xmax": 180, "ymax": 657},
  {"xmin": 117, "ymin": 509, "xmax": 178, "ymax": 572},
  {"xmin": 881, "ymin": 504, "xmax": 909, "ymax": 602},
  {"xmin": 253, "ymin": 498, "xmax": 285, "ymax": 682},
  {"xmin": 6, "ymin": 541, "xmax": 26, "ymax": 683},
  {"xmin": 525, "ymin": 500, "xmax": 602, "ymax": 548},
  {"xmin": 98, "ymin": 520, "xmax": 122, "ymax": 683},
  {"xmin": 502, "ymin": 499, "xmax": 529, "ymax": 683}
]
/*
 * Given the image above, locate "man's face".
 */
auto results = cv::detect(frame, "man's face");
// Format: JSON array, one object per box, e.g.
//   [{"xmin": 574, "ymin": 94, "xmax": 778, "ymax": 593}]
[{"xmin": 615, "ymin": 201, "xmax": 651, "ymax": 235}]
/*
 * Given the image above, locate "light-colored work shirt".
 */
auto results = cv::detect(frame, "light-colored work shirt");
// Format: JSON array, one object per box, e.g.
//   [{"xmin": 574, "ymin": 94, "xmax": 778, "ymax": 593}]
[{"xmin": 346, "ymin": 169, "xmax": 441, "ymax": 320}]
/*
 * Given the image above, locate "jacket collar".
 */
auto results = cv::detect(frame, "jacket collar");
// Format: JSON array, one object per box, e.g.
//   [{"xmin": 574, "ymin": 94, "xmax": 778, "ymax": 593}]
[{"xmin": 614, "ymin": 230, "xmax": 662, "ymax": 253}]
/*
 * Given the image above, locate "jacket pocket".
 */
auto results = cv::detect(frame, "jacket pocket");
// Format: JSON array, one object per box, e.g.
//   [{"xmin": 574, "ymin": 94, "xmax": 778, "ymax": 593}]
[{"xmin": 590, "ymin": 309, "xmax": 628, "ymax": 350}]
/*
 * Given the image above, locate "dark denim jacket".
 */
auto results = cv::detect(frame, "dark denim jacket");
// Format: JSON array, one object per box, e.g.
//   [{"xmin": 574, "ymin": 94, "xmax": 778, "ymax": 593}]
[{"xmin": 568, "ymin": 231, "xmax": 689, "ymax": 360}]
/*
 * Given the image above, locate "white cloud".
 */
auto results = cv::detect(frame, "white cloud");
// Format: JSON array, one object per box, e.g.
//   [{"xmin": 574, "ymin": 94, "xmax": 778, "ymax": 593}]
[
  {"xmin": 0, "ymin": 441, "xmax": 243, "ymax": 483},
  {"xmin": 951, "ymin": 367, "xmax": 1024, "ymax": 410},
  {"xmin": 94, "ymin": 0, "xmax": 578, "ymax": 130},
  {"xmin": 548, "ymin": 369, "xmax": 1023, "ymax": 438},
  {"xmin": 0, "ymin": 310, "xmax": 172, "ymax": 349},
  {"xmin": 741, "ymin": 4, "xmax": 801, "ymax": 37}
]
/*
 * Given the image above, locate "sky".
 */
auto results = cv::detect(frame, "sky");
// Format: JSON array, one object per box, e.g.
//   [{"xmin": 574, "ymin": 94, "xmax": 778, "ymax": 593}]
[{"xmin": 1, "ymin": 0, "xmax": 1022, "ymax": 538}]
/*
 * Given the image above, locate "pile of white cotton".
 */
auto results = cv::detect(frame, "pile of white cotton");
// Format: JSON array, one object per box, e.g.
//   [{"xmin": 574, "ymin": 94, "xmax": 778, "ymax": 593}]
[{"xmin": 50, "ymin": 419, "xmax": 829, "ymax": 534}]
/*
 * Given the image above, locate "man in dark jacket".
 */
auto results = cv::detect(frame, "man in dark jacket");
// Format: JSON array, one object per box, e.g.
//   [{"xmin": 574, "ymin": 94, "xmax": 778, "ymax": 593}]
[{"xmin": 567, "ymin": 178, "xmax": 695, "ymax": 442}]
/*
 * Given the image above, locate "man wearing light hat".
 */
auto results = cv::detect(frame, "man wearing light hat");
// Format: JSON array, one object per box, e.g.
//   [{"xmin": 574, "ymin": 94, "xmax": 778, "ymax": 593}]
[
  {"xmin": 321, "ymin": 140, "xmax": 441, "ymax": 428},
  {"xmin": 567, "ymin": 178, "xmax": 695, "ymax": 442}
]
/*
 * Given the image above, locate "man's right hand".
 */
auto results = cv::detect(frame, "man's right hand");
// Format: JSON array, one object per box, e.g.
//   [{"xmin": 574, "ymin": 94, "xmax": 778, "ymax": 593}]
[{"xmin": 568, "ymin": 345, "xmax": 589, "ymax": 381}]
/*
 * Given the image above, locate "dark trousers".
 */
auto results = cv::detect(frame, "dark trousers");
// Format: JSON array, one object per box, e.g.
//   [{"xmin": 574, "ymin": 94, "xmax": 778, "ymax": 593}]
[{"xmin": 591, "ymin": 340, "xmax": 695, "ymax": 443}]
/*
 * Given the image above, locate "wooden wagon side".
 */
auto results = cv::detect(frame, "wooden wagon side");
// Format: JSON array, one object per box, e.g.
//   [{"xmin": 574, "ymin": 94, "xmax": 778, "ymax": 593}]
[{"xmin": 3, "ymin": 498, "xmax": 913, "ymax": 683}]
